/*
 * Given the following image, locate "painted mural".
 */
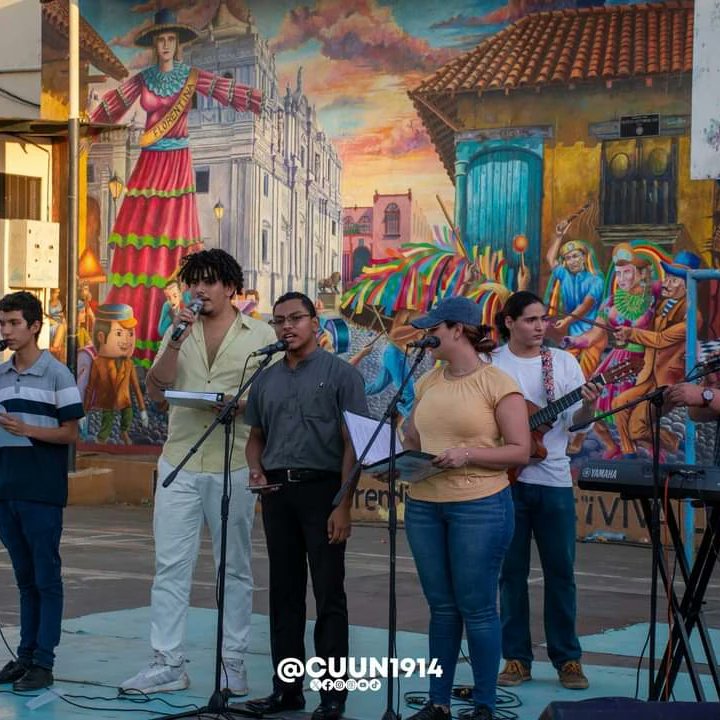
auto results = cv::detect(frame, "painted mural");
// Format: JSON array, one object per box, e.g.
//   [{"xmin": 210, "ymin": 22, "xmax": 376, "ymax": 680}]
[{"xmin": 35, "ymin": 0, "xmax": 719, "ymax": 461}]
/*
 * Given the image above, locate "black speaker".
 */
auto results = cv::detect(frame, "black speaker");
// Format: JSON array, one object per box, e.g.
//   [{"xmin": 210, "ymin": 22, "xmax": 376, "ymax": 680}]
[{"xmin": 539, "ymin": 698, "xmax": 720, "ymax": 719}]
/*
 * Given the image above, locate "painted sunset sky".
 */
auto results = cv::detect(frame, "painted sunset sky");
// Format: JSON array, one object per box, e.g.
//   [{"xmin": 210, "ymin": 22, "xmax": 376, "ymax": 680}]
[{"xmin": 81, "ymin": 0, "xmax": 643, "ymax": 229}]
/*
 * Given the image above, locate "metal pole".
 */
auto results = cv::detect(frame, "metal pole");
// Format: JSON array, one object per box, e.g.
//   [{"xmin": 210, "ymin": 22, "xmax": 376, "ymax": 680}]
[{"xmin": 66, "ymin": 0, "xmax": 80, "ymax": 471}]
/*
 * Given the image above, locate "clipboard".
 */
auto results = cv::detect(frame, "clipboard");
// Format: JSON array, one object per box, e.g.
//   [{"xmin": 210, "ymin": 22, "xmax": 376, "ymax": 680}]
[
  {"xmin": 164, "ymin": 390, "xmax": 225, "ymax": 410},
  {"xmin": 343, "ymin": 410, "xmax": 442, "ymax": 485}
]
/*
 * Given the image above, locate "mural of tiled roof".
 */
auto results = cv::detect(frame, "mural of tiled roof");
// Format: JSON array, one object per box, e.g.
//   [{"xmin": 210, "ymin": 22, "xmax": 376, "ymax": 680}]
[
  {"xmin": 42, "ymin": 0, "xmax": 127, "ymax": 81},
  {"xmin": 409, "ymin": 0, "xmax": 694, "ymax": 179},
  {"xmin": 415, "ymin": 1, "xmax": 692, "ymax": 96}
]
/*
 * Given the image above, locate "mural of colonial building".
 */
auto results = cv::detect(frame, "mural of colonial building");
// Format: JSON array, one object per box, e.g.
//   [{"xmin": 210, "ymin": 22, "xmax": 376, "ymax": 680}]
[
  {"xmin": 409, "ymin": 0, "xmax": 716, "ymax": 296},
  {"xmin": 342, "ymin": 189, "xmax": 433, "ymax": 284},
  {"xmin": 88, "ymin": 1, "xmax": 342, "ymax": 313}
]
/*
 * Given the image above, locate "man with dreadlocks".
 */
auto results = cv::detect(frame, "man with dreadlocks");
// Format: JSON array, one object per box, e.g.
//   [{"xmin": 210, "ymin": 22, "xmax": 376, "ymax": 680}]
[{"xmin": 120, "ymin": 249, "xmax": 276, "ymax": 697}]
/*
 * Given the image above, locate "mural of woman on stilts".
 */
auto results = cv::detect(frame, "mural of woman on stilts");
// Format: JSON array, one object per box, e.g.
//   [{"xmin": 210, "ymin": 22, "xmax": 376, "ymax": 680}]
[{"xmin": 88, "ymin": 9, "xmax": 262, "ymax": 367}]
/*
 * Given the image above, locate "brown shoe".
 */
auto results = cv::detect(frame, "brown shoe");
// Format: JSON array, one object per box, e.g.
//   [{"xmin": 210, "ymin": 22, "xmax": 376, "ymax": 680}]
[
  {"xmin": 558, "ymin": 661, "xmax": 589, "ymax": 690},
  {"xmin": 497, "ymin": 659, "xmax": 531, "ymax": 686}
]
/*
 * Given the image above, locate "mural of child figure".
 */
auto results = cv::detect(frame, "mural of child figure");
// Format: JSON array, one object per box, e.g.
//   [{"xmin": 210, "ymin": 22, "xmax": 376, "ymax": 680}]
[
  {"xmin": 87, "ymin": 8, "xmax": 263, "ymax": 367},
  {"xmin": 84, "ymin": 304, "xmax": 149, "ymax": 445}
]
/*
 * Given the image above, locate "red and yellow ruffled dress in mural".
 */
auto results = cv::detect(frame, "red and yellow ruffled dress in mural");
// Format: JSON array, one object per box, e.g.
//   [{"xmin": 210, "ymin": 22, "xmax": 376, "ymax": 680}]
[{"xmin": 90, "ymin": 63, "xmax": 261, "ymax": 366}]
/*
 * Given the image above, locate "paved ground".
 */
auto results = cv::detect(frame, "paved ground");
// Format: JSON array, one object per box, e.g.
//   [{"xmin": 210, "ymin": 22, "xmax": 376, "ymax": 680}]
[{"xmin": 2, "ymin": 504, "xmax": 717, "ymax": 672}]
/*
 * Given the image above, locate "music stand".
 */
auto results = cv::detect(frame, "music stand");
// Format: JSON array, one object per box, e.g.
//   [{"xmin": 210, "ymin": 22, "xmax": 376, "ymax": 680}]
[
  {"xmin": 158, "ymin": 353, "xmax": 274, "ymax": 720},
  {"xmin": 334, "ymin": 346, "xmax": 430, "ymax": 720}
]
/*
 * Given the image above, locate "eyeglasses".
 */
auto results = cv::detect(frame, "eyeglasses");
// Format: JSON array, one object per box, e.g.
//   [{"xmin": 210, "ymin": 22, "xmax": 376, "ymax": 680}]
[{"xmin": 270, "ymin": 313, "xmax": 312, "ymax": 327}]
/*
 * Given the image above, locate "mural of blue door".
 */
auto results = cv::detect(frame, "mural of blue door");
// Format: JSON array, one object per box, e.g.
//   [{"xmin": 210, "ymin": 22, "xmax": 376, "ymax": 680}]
[{"xmin": 463, "ymin": 144, "xmax": 543, "ymax": 291}]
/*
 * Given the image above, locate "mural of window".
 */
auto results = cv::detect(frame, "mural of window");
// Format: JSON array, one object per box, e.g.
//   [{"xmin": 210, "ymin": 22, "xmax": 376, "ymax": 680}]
[
  {"xmin": 314, "ymin": 153, "xmax": 320, "ymax": 178},
  {"xmin": 384, "ymin": 203, "xmax": 400, "ymax": 236},
  {"xmin": 261, "ymin": 229, "xmax": 269, "ymax": 264},
  {"xmin": 195, "ymin": 167, "xmax": 210, "ymax": 194},
  {"xmin": 0, "ymin": 173, "xmax": 41, "ymax": 220},
  {"xmin": 301, "ymin": 147, "xmax": 306, "ymax": 167},
  {"xmin": 263, "ymin": 174, "xmax": 269, "ymax": 197},
  {"xmin": 601, "ymin": 138, "xmax": 677, "ymax": 225},
  {"xmin": 358, "ymin": 213, "xmax": 371, "ymax": 234},
  {"xmin": 332, "ymin": 220, "xmax": 337, "ymax": 235}
]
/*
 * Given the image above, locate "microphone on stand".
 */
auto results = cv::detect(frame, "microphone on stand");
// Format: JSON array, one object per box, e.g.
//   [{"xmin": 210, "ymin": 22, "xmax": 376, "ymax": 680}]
[
  {"xmin": 406, "ymin": 335, "xmax": 440, "ymax": 350},
  {"xmin": 171, "ymin": 298, "xmax": 204, "ymax": 342},
  {"xmin": 250, "ymin": 339, "xmax": 288, "ymax": 357}
]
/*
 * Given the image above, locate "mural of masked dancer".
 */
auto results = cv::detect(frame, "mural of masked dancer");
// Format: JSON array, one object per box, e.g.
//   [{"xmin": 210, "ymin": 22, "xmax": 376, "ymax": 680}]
[
  {"xmin": 565, "ymin": 243, "xmax": 661, "ymax": 458},
  {"xmin": 88, "ymin": 9, "xmax": 262, "ymax": 366}
]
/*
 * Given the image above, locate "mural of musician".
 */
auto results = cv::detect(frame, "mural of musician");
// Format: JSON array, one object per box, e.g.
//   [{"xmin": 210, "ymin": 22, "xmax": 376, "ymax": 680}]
[
  {"xmin": 544, "ymin": 232, "xmax": 604, "ymax": 378},
  {"xmin": 84, "ymin": 304, "xmax": 149, "ymax": 445},
  {"xmin": 564, "ymin": 242, "xmax": 665, "ymax": 458},
  {"xmin": 612, "ymin": 251, "xmax": 702, "ymax": 458},
  {"xmin": 87, "ymin": 8, "xmax": 263, "ymax": 366}
]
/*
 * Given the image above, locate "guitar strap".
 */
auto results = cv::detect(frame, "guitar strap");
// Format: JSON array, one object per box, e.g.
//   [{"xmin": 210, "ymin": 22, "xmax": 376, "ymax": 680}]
[{"xmin": 540, "ymin": 346, "xmax": 555, "ymax": 405}]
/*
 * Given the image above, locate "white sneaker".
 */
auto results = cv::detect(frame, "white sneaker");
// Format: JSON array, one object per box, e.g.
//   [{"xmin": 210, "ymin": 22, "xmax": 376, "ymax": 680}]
[
  {"xmin": 119, "ymin": 652, "xmax": 190, "ymax": 694},
  {"xmin": 222, "ymin": 657, "xmax": 248, "ymax": 696}
]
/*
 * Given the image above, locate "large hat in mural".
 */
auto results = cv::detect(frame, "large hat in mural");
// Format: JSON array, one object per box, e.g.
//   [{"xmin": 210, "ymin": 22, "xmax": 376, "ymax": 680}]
[
  {"xmin": 661, "ymin": 250, "xmax": 702, "ymax": 278},
  {"xmin": 135, "ymin": 9, "xmax": 199, "ymax": 48}
]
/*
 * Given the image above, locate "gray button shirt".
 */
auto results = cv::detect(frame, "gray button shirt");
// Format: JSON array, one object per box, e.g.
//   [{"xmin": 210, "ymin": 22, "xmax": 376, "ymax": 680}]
[{"xmin": 245, "ymin": 347, "xmax": 368, "ymax": 472}]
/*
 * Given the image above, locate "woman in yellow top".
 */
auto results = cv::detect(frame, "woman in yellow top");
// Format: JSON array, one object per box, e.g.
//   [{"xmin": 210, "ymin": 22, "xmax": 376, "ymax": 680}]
[{"xmin": 402, "ymin": 296, "xmax": 530, "ymax": 720}]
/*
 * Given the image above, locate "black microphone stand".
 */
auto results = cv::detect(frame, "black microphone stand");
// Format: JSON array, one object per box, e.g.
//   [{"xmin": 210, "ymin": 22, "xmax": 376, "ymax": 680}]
[
  {"xmin": 334, "ymin": 346, "xmax": 429, "ymax": 720},
  {"xmin": 160, "ymin": 352, "xmax": 274, "ymax": 720}
]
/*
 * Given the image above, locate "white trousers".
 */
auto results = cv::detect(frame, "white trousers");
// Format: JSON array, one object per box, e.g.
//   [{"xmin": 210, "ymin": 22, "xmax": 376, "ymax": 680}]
[{"xmin": 150, "ymin": 456, "xmax": 256, "ymax": 666}]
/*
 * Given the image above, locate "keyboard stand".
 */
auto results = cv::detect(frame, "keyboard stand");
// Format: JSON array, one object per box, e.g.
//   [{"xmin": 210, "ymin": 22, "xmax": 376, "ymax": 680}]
[{"xmin": 633, "ymin": 497, "xmax": 720, "ymax": 701}]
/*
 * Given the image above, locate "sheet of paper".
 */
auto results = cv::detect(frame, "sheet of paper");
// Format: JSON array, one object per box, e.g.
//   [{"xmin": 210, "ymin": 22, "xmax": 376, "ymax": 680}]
[{"xmin": 342, "ymin": 410, "xmax": 402, "ymax": 466}]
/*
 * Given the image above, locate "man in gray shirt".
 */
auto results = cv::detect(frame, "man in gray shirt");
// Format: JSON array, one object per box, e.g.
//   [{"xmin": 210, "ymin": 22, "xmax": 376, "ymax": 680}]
[{"xmin": 244, "ymin": 292, "xmax": 367, "ymax": 720}]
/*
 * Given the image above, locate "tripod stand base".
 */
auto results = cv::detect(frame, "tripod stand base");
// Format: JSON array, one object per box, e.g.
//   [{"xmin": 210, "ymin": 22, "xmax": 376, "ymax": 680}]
[
  {"xmin": 160, "ymin": 690, "xmax": 252, "ymax": 719},
  {"xmin": 381, "ymin": 710, "xmax": 400, "ymax": 720}
]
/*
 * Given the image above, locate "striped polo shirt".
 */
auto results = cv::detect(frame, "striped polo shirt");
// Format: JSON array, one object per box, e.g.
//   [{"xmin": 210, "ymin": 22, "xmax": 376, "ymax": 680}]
[{"xmin": 0, "ymin": 350, "xmax": 85, "ymax": 506}]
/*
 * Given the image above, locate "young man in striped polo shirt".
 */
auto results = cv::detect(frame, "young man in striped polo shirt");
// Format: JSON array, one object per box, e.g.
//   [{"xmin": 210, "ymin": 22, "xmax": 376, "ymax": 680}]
[{"xmin": 0, "ymin": 291, "xmax": 84, "ymax": 691}]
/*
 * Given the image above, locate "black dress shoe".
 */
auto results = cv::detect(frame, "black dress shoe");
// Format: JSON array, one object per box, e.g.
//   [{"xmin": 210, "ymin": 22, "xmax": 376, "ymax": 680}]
[
  {"xmin": 0, "ymin": 659, "xmax": 29, "ymax": 684},
  {"xmin": 245, "ymin": 690, "xmax": 305, "ymax": 715},
  {"xmin": 311, "ymin": 699, "xmax": 345, "ymax": 720},
  {"xmin": 13, "ymin": 664, "xmax": 53, "ymax": 691}
]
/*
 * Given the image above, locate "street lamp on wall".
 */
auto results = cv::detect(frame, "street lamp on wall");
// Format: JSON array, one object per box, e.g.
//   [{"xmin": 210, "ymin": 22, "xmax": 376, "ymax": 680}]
[
  {"xmin": 108, "ymin": 172, "xmax": 124, "ymax": 223},
  {"xmin": 213, "ymin": 200, "xmax": 224, "ymax": 246}
]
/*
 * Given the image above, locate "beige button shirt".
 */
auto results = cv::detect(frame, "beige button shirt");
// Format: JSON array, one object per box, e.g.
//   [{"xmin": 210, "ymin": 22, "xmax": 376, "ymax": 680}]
[{"xmin": 155, "ymin": 311, "xmax": 277, "ymax": 472}]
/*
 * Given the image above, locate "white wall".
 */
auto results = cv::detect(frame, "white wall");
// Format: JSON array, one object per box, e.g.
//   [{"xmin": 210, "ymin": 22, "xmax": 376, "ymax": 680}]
[{"xmin": 0, "ymin": 0, "xmax": 41, "ymax": 118}]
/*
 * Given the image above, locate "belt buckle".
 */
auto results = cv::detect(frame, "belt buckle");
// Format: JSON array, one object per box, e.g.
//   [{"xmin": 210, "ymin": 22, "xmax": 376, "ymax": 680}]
[{"xmin": 287, "ymin": 469, "xmax": 300, "ymax": 483}]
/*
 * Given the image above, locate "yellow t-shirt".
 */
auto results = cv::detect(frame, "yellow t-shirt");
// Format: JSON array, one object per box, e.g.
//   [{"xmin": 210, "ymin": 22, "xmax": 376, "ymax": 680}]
[{"xmin": 409, "ymin": 363, "xmax": 522, "ymax": 502}]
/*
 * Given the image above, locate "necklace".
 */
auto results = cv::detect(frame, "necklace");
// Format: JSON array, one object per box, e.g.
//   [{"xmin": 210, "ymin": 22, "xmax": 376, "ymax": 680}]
[{"xmin": 444, "ymin": 360, "xmax": 481, "ymax": 378}]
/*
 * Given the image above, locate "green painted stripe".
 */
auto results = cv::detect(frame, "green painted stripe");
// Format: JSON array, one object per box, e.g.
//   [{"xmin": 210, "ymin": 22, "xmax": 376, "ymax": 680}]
[
  {"xmin": 125, "ymin": 185, "xmax": 195, "ymax": 198},
  {"xmin": 108, "ymin": 233, "xmax": 201, "ymax": 250},
  {"xmin": 135, "ymin": 338, "xmax": 162, "ymax": 352},
  {"xmin": 108, "ymin": 272, "xmax": 170, "ymax": 289}
]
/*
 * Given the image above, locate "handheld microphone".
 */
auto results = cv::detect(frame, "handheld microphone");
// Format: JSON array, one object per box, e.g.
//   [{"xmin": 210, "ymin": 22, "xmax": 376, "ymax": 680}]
[
  {"xmin": 171, "ymin": 298, "xmax": 204, "ymax": 341},
  {"xmin": 0, "ymin": 339, "xmax": 7, "ymax": 351},
  {"xmin": 407, "ymin": 335, "xmax": 440, "ymax": 350},
  {"xmin": 250, "ymin": 339, "xmax": 288, "ymax": 357}
]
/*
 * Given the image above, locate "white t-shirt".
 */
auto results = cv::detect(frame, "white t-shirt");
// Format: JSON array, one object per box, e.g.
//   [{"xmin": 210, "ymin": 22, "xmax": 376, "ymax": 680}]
[{"xmin": 491, "ymin": 344, "xmax": 587, "ymax": 487}]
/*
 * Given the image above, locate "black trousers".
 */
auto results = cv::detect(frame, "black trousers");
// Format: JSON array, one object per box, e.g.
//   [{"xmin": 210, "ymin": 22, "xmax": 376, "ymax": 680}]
[{"xmin": 261, "ymin": 478, "xmax": 348, "ymax": 701}]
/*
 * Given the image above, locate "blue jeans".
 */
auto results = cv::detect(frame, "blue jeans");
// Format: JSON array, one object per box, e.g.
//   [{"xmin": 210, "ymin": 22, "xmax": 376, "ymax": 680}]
[
  {"xmin": 499, "ymin": 483, "xmax": 581, "ymax": 669},
  {"xmin": 405, "ymin": 488, "xmax": 514, "ymax": 710},
  {"xmin": 0, "ymin": 500, "xmax": 63, "ymax": 669}
]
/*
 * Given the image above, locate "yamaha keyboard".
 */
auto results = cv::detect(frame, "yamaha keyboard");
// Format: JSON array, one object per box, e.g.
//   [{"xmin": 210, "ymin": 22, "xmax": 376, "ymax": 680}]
[{"xmin": 578, "ymin": 460, "xmax": 720, "ymax": 503}]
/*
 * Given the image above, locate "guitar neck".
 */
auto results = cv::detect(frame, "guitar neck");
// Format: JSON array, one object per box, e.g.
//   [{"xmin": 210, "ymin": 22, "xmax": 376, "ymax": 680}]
[{"xmin": 529, "ymin": 379, "xmax": 606, "ymax": 431}]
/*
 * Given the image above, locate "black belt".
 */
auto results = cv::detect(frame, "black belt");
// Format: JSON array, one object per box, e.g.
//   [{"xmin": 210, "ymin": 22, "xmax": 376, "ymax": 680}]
[{"xmin": 265, "ymin": 468, "xmax": 341, "ymax": 484}]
